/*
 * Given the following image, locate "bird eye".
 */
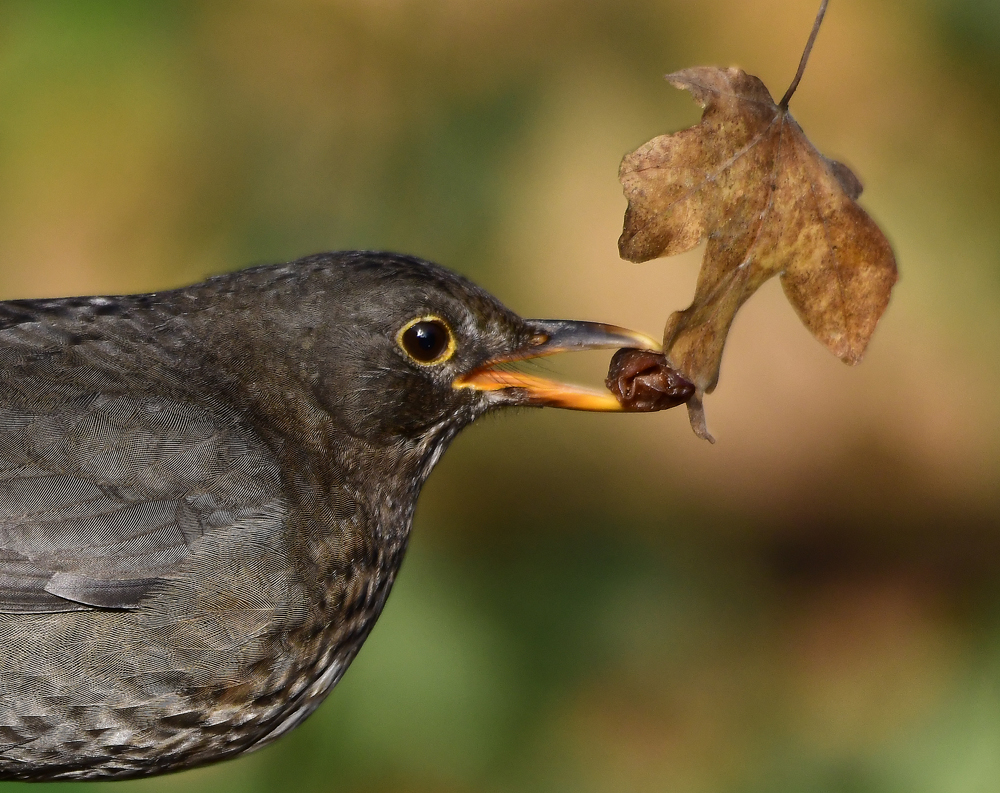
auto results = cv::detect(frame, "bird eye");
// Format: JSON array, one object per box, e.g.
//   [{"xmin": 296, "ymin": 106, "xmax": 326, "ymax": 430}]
[{"xmin": 397, "ymin": 316, "xmax": 455, "ymax": 365}]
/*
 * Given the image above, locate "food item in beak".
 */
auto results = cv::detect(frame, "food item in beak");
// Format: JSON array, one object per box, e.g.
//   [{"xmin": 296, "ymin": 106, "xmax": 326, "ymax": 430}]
[{"xmin": 605, "ymin": 348, "xmax": 694, "ymax": 412}]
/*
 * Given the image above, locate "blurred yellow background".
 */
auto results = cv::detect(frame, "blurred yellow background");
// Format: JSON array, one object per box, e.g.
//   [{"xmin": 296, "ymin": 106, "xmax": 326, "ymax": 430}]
[{"xmin": 0, "ymin": 1, "xmax": 997, "ymax": 791}]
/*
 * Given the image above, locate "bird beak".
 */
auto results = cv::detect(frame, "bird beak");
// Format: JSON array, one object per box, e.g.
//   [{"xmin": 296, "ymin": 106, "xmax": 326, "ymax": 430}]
[{"xmin": 453, "ymin": 319, "xmax": 662, "ymax": 411}]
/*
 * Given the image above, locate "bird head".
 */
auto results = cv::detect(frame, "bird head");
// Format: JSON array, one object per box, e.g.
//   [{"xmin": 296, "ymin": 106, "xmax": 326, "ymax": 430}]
[{"xmin": 274, "ymin": 252, "xmax": 659, "ymax": 447}]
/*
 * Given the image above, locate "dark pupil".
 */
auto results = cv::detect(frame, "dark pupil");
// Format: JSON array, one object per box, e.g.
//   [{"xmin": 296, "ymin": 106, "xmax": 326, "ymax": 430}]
[{"xmin": 403, "ymin": 321, "xmax": 449, "ymax": 362}]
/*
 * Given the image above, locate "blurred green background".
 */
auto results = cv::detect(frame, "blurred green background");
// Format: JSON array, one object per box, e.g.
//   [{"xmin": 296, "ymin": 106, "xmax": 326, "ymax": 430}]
[{"xmin": 0, "ymin": 0, "xmax": 998, "ymax": 791}]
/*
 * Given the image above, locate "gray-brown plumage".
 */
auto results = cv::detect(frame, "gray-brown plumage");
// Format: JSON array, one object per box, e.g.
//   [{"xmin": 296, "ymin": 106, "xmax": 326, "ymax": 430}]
[{"xmin": 0, "ymin": 250, "xmax": 659, "ymax": 780}]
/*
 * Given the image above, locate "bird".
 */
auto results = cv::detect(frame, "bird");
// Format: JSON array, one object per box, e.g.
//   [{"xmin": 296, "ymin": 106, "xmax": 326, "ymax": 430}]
[{"xmin": 0, "ymin": 250, "xmax": 660, "ymax": 781}]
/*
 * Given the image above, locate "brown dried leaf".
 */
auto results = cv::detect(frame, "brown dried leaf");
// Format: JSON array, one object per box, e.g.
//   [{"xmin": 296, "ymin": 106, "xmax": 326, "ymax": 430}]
[{"xmin": 619, "ymin": 66, "xmax": 897, "ymax": 440}]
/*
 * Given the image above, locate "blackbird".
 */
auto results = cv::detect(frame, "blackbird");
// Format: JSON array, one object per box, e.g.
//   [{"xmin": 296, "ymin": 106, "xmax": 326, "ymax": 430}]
[{"xmin": 0, "ymin": 250, "xmax": 660, "ymax": 780}]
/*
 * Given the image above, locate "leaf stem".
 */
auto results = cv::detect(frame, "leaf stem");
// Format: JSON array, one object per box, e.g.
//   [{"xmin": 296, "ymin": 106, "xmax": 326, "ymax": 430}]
[{"xmin": 778, "ymin": 0, "xmax": 828, "ymax": 109}]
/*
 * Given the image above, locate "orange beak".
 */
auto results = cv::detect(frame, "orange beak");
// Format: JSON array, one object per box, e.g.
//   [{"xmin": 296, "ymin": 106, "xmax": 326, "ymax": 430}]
[{"xmin": 453, "ymin": 319, "xmax": 662, "ymax": 411}]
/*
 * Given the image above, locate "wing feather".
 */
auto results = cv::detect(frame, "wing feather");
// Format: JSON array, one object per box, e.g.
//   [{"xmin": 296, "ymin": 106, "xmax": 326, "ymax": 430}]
[{"xmin": 0, "ymin": 381, "xmax": 281, "ymax": 612}]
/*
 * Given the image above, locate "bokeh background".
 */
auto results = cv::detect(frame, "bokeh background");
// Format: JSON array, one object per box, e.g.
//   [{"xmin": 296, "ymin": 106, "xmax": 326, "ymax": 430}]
[{"xmin": 0, "ymin": 0, "xmax": 997, "ymax": 791}]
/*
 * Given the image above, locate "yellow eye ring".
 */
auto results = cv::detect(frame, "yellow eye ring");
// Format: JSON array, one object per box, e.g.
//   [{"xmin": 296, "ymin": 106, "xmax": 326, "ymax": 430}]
[{"xmin": 396, "ymin": 315, "xmax": 456, "ymax": 366}]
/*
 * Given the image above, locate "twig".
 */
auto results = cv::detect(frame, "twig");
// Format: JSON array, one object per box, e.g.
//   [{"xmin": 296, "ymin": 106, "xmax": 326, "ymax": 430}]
[{"xmin": 779, "ymin": 0, "xmax": 828, "ymax": 109}]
